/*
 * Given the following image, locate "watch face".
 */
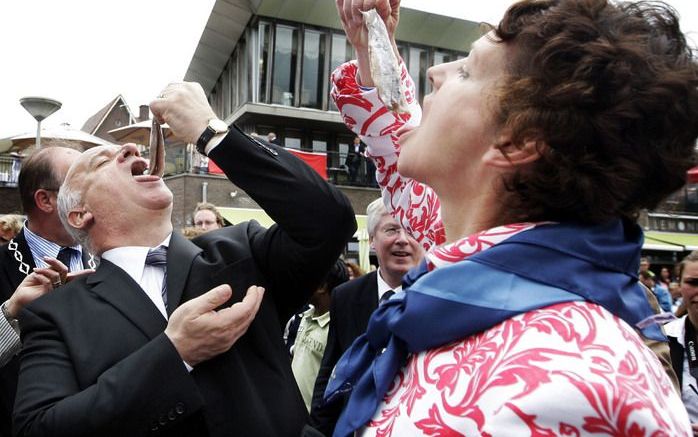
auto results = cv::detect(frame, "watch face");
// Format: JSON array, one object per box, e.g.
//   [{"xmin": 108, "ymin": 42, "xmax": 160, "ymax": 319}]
[{"xmin": 209, "ymin": 119, "xmax": 229, "ymax": 133}]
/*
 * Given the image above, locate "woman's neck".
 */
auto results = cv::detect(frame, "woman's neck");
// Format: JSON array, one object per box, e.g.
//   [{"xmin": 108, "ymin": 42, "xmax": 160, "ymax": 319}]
[{"xmin": 439, "ymin": 182, "xmax": 512, "ymax": 243}]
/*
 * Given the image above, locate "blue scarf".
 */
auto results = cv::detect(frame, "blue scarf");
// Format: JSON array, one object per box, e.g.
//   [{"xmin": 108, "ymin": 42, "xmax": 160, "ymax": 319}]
[{"xmin": 326, "ymin": 220, "xmax": 664, "ymax": 437}]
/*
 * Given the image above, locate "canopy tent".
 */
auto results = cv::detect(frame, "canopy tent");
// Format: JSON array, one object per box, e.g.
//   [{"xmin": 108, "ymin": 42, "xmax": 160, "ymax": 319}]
[
  {"xmin": 0, "ymin": 127, "xmax": 114, "ymax": 152},
  {"xmin": 217, "ymin": 207, "xmax": 370, "ymax": 271},
  {"xmin": 643, "ymin": 230, "xmax": 698, "ymax": 251},
  {"xmin": 108, "ymin": 120, "xmax": 173, "ymax": 145}
]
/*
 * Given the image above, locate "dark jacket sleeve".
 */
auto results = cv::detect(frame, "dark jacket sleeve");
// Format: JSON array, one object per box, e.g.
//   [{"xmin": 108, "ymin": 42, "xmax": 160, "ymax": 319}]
[
  {"xmin": 307, "ymin": 288, "xmax": 344, "ymax": 436},
  {"xmin": 208, "ymin": 126, "xmax": 357, "ymax": 322},
  {"xmin": 13, "ymin": 308, "xmax": 205, "ymax": 437}
]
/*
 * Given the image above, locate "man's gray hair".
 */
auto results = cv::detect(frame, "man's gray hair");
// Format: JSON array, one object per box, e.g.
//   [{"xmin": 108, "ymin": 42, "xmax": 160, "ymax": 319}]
[
  {"xmin": 57, "ymin": 182, "xmax": 91, "ymax": 253},
  {"xmin": 366, "ymin": 198, "xmax": 389, "ymax": 237}
]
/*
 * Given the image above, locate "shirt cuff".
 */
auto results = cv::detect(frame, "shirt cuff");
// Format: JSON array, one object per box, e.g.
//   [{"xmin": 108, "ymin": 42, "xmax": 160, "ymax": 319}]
[
  {"xmin": 0, "ymin": 315, "xmax": 21, "ymax": 367},
  {"xmin": 183, "ymin": 360, "xmax": 194, "ymax": 372},
  {"xmin": 204, "ymin": 132, "xmax": 228, "ymax": 155}
]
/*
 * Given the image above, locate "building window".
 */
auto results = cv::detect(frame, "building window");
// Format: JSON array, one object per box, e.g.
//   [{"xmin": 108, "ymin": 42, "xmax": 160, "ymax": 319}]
[
  {"xmin": 258, "ymin": 22, "xmax": 271, "ymax": 103},
  {"xmin": 329, "ymin": 33, "xmax": 354, "ymax": 111},
  {"xmin": 272, "ymin": 24, "xmax": 299, "ymax": 106},
  {"xmin": 300, "ymin": 29, "xmax": 326, "ymax": 109},
  {"xmin": 408, "ymin": 47, "xmax": 428, "ymax": 102}
]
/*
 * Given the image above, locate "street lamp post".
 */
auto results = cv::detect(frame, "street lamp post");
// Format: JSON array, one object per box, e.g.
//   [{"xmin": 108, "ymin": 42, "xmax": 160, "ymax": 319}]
[{"xmin": 20, "ymin": 97, "xmax": 62, "ymax": 149}]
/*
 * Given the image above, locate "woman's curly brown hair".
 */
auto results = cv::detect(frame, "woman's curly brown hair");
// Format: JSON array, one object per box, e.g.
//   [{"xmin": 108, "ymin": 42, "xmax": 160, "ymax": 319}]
[{"xmin": 491, "ymin": 0, "xmax": 698, "ymax": 224}]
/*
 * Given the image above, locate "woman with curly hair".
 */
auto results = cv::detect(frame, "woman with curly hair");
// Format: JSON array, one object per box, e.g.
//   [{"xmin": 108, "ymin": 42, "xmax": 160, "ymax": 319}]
[{"xmin": 321, "ymin": 0, "xmax": 698, "ymax": 435}]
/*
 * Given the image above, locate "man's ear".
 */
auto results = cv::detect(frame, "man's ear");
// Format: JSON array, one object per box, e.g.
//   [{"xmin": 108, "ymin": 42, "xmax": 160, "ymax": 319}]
[
  {"xmin": 33, "ymin": 189, "xmax": 55, "ymax": 213},
  {"xmin": 482, "ymin": 138, "xmax": 546, "ymax": 169},
  {"xmin": 67, "ymin": 208, "xmax": 93, "ymax": 231}
]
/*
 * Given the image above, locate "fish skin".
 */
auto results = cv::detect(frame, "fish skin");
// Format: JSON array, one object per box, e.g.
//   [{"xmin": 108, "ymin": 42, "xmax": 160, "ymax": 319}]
[
  {"xmin": 148, "ymin": 119, "xmax": 165, "ymax": 177},
  {"xmin": 362, "ymin": 9, "xmax": 409, "ymax": 114}
]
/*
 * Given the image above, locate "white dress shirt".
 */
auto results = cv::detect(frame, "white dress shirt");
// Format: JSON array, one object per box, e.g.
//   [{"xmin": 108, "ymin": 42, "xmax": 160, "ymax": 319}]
[
  {"xmin": 101, "ymin": 235, "xmax": 171, "ymax": 319},
  {"xmin": 376, "ymin": 268, "xmax": 402, "ymax": 302}
]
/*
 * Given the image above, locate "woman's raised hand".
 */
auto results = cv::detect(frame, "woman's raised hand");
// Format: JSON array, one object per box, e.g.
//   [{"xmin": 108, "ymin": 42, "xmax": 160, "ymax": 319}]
[{"xmin": 336, "ymin": 0, "xmax": 400, "ymax": 86}]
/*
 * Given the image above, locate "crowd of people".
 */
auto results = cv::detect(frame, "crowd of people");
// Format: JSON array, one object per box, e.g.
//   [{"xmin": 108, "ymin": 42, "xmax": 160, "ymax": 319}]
[{"xmin": 0, "ymin": 0, "xmax": 697, "ymax": 435}]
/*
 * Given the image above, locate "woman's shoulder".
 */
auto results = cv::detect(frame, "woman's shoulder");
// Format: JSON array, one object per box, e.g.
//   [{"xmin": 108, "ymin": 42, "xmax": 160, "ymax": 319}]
[{"xmin": 362, "ymin": 301, "xmax": 691, "ymax": 437}]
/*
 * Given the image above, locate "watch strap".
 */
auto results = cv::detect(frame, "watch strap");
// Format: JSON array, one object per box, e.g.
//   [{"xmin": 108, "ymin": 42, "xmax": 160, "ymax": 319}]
[{"xmin": 196, "ymin": 125, "xmax": 216, "ymax": 156}]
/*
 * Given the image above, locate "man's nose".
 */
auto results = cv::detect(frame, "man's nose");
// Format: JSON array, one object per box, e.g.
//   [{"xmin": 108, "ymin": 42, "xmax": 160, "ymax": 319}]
[
  {"xmin": 394, "ymin": 228, "xmax": 409, "ymax": 244},
  {"xmin": 117, "ymin": 143, "xmax": 141, "ymax": 162}
]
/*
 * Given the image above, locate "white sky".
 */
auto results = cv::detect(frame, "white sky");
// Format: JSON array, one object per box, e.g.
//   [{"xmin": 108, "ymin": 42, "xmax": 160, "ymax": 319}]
[{"xmin": 1, "ymin": 0, "xmax": 696, "ymax": 140}]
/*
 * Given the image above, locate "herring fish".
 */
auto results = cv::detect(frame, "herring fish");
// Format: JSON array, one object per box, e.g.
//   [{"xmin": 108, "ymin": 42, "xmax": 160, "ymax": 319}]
[
  {"xmin": 361, "ymin": 9, "xmax": 409, "ymax": 114},
  {"xmin": 148, "ymin": 119, "xmax": 165, "ymax": 177}
]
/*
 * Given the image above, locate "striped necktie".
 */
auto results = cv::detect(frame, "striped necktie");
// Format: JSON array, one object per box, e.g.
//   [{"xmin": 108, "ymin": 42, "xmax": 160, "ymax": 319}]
[{"xmin": 145, "ymin": 246, "xmax": 168, "ymax": 310}]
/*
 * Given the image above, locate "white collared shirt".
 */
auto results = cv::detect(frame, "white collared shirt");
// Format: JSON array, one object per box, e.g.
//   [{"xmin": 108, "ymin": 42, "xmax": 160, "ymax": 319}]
[
  {"xmin": 101, "ymin": 235, "xmax": 171, "ymax": 319},
  {"xmin": 665, "ymin": 316, "xmax": 698, "ymax": 422},
  {"xmin": 376, "ymin": 268, "xmax": 402, "ymax": 302},
  {"xmin": 23, "ymin": 221, "xmax": 84, "ymax": 271}
]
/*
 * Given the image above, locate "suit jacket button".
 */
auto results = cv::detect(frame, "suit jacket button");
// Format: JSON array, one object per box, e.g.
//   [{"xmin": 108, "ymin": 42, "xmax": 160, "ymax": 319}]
[
  {"xmin": 159, "ymin": 414, "xmax": 168, "ymax": 426},
  {"xmin": 168, "ymin": 409, "xmax": 177, "ymax": 421},
  {"xmin": 175, "ymin": 402, "xmax": 185, "ymax": 415}
]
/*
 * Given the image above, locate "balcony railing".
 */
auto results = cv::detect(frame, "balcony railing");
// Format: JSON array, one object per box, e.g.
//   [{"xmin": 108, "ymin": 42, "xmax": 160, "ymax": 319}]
[{"xmin": 0, "ymin": 155, "xmax": 22, "ymax": 187}]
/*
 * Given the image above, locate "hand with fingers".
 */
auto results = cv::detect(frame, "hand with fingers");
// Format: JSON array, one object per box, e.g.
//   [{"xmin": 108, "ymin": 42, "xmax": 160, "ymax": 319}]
[
  {"xmin": 4, "ymin": 258, "xmax": 94, "ymax": 319},
  {"xmin": 149, "ymin": 82, "xmax": 218, "ymax": 145},
  {"xmin": 165, "ymin": 284, "xmax": 265, "ymax": 367},
  {"xmin": 336, "ymin": 0, "xmax": 400, "ymax": 86}
]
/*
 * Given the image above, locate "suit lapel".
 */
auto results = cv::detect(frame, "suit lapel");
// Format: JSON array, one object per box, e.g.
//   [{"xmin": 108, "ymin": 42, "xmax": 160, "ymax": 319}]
[
  {"xmin": 353, "ymin": 271, "xmax": 379, "ymax": 335},
  {"xmin": 87, "ymin": 259, "xmax": 167, "ymax": 339},
  {"xmin": 166, "ymin": 233, "xmax": 202, "ymax": 316}
]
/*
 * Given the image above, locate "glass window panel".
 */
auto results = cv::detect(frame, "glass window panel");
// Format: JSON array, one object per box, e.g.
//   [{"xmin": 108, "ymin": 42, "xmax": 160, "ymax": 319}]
[
  {"xmin": 258, "ymin": 22, "xmax": 270, "ymax": 103},
  {"xmin": 408, "ymin": 47, "xmax": 428, "ymax": 102},
  {"xmin": 329, "ymin": 34, "xmax": 354, "ymax": 111},
  {"xmin": 272, "ymin": 25, "xmax": 299, "ymax": 106},
  {"xmin": 312, "ymin": 139, "xmax": 327, "ymax": 153},
  {"xmin": 301, "ymin": 29, "xmax": 326, "ymax": 109},
  {"xmin": 285, "ymin": 136, "xmax": 301, "ymax": 149}
]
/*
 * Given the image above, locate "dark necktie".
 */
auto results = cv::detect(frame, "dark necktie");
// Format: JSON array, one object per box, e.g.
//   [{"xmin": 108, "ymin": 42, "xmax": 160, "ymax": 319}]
[
  {"xmin": 56, "ymin": 247, "xmax": 77, "ymax": 270},
  {"xmin": 379, "ymin": 290, "xmax": 395, "ymax": 305},
  {"xmin": 145, "ymin": 246, "xmax": 168, "ymax": 310}
]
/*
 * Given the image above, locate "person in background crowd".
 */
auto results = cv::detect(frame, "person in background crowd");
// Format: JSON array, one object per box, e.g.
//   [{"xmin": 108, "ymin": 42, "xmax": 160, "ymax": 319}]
[
  {"xmin": 0, "ymin": 214, "xmax": 24, "ymax": 244},
  {"xmin": 0, "ymin": 146, "xmax": 93, "ymax": 437},
  {"xmin": 641, "ymin": 270, "xmax": 673, "ymax": 313},
  {"xmin": 326, "ymin": 0, "xmax": 696, "ymax": 434},
  {"xmin": 180, "ymin": 226, "xmax": 207, "ymax": 240},
  {"xmin": 12, "ymin": 82, "xmax": 356, "ymax": 437},
  {"xmin": 267, "ymin": 132, "xmax": 280, "ymax": 145},
  {"xmin": 672, "ymin": 281, "xmax": 684, "ymax": 314},
  {"xmin": 666, "ymin": 251, "xmax": 698, "ymax": 435},
  {"xmin": 285, "ymin": 259, "xmax": 349, "ymax": 412},
  {"xmin": 344, "ymin": 261, "xmax": 363, "ymax": 280},
  {"xmin": 346, "ymin": 136, "xmax": 365, "ymax": 185},
  {"xmin": 308, "ymin": 198, "xmax": 424, "ymax": 436},
  {"xmin": 193, "ymin": 202, "xmax": 225, "ymax": 232},
  {"xmin": 661, "ymin": 266, "xmax": 674, "ymax": 288}
]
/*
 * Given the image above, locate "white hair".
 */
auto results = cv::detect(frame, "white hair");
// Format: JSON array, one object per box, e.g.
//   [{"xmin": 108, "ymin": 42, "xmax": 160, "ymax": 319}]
[
  {"xmin": 57, "ymin": 182, "xmax": 92, "ymax": 253},
  {"xmin": 366, "ymin": 198, "xmax": 389, "ymax": 237}
]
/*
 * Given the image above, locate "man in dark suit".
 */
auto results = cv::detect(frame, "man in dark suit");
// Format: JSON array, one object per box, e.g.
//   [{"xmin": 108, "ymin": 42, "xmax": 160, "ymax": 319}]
[
  {"xmin": 12, "ymin": 82, "xmax": 356, "ymax": 437},
  {"xmin": 308, "ymin": 198, "xmax": 423, "ymax": 436},
  {"xmin": 0, "ymin": 146, "xmax": 92, "ymax": 437}
]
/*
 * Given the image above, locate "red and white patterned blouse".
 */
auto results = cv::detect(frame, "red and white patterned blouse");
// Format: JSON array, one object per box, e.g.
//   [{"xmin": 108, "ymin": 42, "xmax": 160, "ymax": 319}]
[{"xmin": 331, "ymin": 60, "xmax": 691, "ymax": 436}]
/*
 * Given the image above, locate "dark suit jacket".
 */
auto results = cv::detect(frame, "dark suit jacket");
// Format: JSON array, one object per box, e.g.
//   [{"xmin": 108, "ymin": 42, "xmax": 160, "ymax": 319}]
[
  {"xmin": 13, "ymin": 126, "xmax": 356, "ymax": 437},
  {"xmin": 308, "ymin": 271, "xmax": 378, "ymax": 436},
  {"xmin": 0, "ymin": 230, "xmax": 33, "ymax": 437},
  {"xmin": 0, "ymin": 230, "xmax": 91, "ymax": 437}
]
